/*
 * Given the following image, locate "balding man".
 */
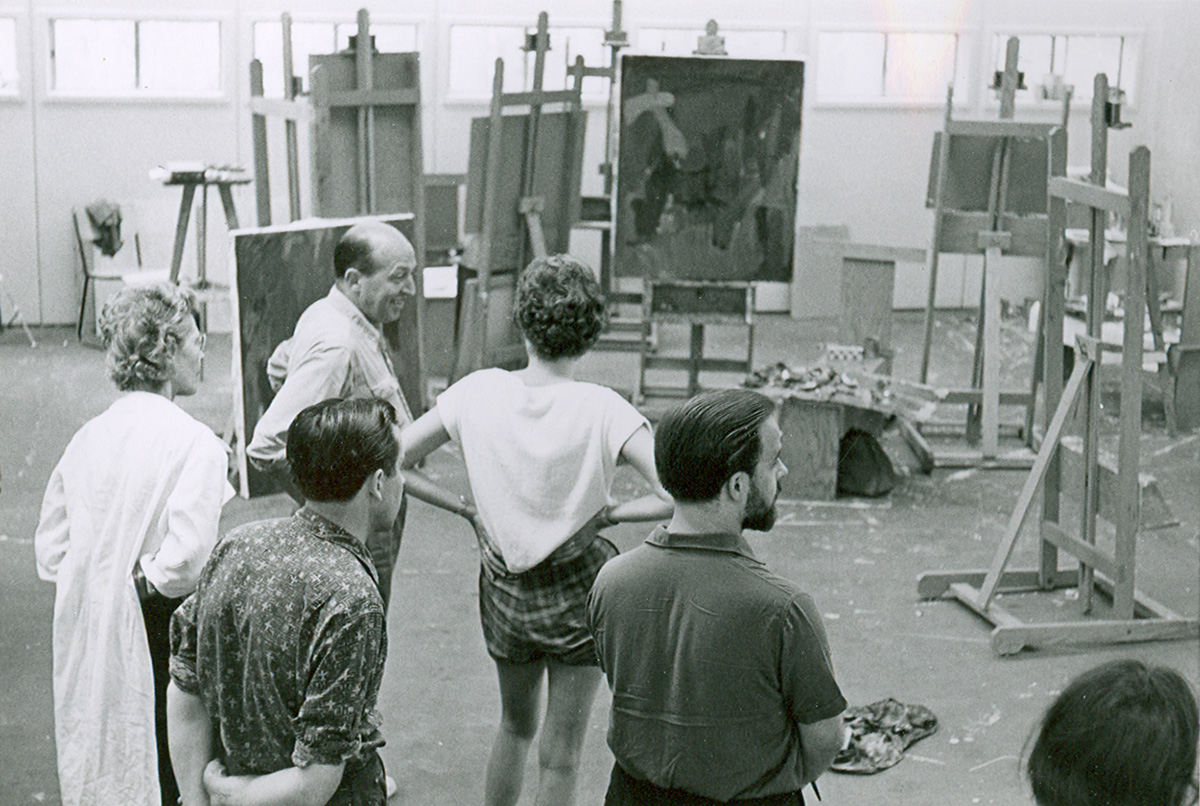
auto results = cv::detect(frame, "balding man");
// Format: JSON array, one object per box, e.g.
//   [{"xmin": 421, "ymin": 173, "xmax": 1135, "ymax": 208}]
[{"xmin": 248, "ymin": 221, "xmax": 418, "ymax": 609}]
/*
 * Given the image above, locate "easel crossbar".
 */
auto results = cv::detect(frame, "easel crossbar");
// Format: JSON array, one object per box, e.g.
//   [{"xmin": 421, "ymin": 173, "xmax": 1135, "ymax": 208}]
[
  {"xmin": 946, "ymin": 119, "xmax": 1058, "ymax": 138},
  {"xmin": 320, "ymin": 88, "xmax": 421, "ymax": 107},
  {"xmin": 1048, "ymin": 177, "xmax": 1130, "ymax": 216},
  {"xmin": 248, "ymin": 97, "xmax": 311, "ymax": 121},
  {"xmin": 501, "ymin": 89, "xmax": 581, "ymax": 107}
]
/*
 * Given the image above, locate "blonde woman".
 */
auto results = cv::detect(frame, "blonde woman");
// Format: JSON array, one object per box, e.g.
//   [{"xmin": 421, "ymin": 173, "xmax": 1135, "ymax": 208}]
[{"xmin": 36, "ymin": 284, "xmax": 233, "ymax": 806}]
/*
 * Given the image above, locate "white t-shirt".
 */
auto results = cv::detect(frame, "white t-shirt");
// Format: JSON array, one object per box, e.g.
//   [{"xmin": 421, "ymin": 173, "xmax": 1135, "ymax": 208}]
[{"xmin": 437, "ymin": 368, "xmax": 648, "ymax": 573}]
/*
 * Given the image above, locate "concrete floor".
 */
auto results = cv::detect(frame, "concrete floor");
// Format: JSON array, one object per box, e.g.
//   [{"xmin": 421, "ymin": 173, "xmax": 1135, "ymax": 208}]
[{"xmin": 1, "ymin": 311, "xmax": 1196, "ymax": 806}]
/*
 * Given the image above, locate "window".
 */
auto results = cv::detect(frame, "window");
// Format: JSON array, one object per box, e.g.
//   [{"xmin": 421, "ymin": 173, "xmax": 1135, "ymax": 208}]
[
  {"xmin": 816, "ymin": 30, "xmax": 967, "ymax": 103},
  {"xmin": 1, "ymin": 18, "xmax": 19, "ymax": 94},
  {"xmin": 990, "ymin": 33, "xmax": 1136, "ymax": 105},
  {"xmin": 50, "ymin": 18, "xmax": 220, "ymax": 96},
  {"xmin": 252, "ymin": 21, "xmax": 418, "ymax": 98},
  {"xmin": 637, "ymin": 27, "xmax": 787, "ymax": 57},
  {"xmin": 447, "ymin": 23, "xmax": 606, "ymax": 98}
]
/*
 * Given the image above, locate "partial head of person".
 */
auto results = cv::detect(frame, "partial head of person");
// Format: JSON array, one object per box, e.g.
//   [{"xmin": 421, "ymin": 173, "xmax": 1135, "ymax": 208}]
[
  {"xmin": 655, "ymin": 389, "xmax": 787, "ymax": 531},
  {"xmin": 334, "ymin": 221, "xmax": 418, "ymax": 326},
  {"xmin": 515, "ymin": 254, "xmax": 608, "ymax": 362},
  {"xmin": 1025, "ymin": 658, "xmax": 1199, "ymax": 806},
  {"xmin": 287, "ymin": 397, "xmax": 405, "ymax": 535},
  {"xmin": 99, "ymin": 282, "xmax": 204, "ymax": 399}
]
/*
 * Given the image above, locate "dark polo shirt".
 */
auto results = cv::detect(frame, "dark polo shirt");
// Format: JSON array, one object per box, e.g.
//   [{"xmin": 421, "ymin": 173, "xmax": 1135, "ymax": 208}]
[{"xmin": 588, "ymin": 526, "xmax": 846, "ymax": 802}]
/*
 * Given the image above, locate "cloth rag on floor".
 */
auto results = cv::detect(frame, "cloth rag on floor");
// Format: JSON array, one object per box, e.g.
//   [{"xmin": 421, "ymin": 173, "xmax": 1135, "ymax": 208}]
[{"xmin": 831, "ymin": 698, "xmax": 938, "ymax": 774}]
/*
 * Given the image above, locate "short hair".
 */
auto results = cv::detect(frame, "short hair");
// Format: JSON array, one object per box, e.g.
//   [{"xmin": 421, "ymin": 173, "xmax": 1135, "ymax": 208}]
[
  {"xmin": 655, "ymin": 389, "xmax": 776, "ymax": 502},
  {"xmin": 98, "ymin": 283, "xmax": 199, "ymax": 392},
  {"xmin": 287, "ymin": 398, "xmax": 401, "ymax": 502},
  {"xmin": 515, "ymin": 254, "xmax": 608, "ymax": 360},
  {"xmin": 1025, "ymin": 659, "xmax": 1199, "ymax": 806}
]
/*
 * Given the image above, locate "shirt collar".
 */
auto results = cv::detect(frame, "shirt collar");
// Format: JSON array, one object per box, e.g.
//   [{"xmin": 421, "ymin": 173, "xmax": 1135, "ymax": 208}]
[
  {"xmin": 327, "ymin": 285, "xmax": 385, "ymax": 342},
  {"xmin": 294, "ymin": 507, "xmax": 381, "ymax": 587},
  {"xmin": 645, "ymin": 525, "xmax": 758, "ymax": 560}
]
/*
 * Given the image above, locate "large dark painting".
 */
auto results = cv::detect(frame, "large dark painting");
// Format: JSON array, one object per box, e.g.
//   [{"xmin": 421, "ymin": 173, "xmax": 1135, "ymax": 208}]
[
  {"xmin": 616, "ymin": 55, "xmax": 805, "ymax": 283},
  {"xmin": 231, "ymin": 214, "xmax": 421, "ymax": 497}
]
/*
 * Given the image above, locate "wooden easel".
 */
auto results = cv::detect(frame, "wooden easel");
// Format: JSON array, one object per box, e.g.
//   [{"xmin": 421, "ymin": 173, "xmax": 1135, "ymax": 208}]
[
  {"xmin": 454, "ymin": 11, "xmax": 586, "ymax": 378},
  {"xmin": 635, "ymin": 281, "xmax": 754, "ymax": 408},
  {"xmin": 918, "ymin": 38, "xmax": 1059, "ymax": 464},
  {"xmin": 917, "ymin": 76, "xmax": 1199, "ymax": 655},
  {"xmin": 248, "ymin": 12, "xmax": 309, "ymax": 226}
]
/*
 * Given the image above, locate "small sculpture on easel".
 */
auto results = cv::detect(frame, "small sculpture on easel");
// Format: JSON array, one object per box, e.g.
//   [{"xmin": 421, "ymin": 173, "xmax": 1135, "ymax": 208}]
[{"xmin": 694, "ymin": 20, "xmax": 726, "ymax": 56}]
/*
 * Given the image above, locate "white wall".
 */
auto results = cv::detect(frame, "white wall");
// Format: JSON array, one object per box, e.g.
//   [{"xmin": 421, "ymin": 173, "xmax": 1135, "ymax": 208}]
[{"xmin": 2, "ymin": 0, "xmax": 1196, "ymax": 325}]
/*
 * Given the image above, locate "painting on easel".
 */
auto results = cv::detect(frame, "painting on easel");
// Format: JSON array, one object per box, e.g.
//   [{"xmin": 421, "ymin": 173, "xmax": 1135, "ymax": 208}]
[{"xmin": 615, "ymin": 55, "xmax": 804, "ymax": 283}]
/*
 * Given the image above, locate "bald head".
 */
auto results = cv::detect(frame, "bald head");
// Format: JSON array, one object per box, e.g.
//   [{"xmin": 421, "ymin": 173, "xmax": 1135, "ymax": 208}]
[
  {"xmin": 335, "ymin": 222, "xmax": 418, "ymax": 325},
  {"xmin": 335, "ymin": 222, "xmax": 416, "ymax": 280}
]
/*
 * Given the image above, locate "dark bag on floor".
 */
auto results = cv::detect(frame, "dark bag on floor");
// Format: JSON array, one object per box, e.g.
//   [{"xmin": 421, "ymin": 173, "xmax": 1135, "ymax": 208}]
[{"xmin": 837, "ymin": 428, "xmax": 896, "ymax": 497}]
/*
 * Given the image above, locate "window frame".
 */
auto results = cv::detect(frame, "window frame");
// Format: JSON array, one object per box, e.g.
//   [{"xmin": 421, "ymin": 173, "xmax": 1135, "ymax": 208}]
[
  {"xmin": 981, "ymin": 27, "xmax": 1142, "ymax": 113},
  {"xmin": 811, "ymin": 25, "xmax": 970, "ymax": 110},
  {"xmin": 0, "ymin": 12, "xmax": 27, "ymax": 101},
  {"xmin": 43, "ymin": 10, "xmax": 230, "ymax": 103}
]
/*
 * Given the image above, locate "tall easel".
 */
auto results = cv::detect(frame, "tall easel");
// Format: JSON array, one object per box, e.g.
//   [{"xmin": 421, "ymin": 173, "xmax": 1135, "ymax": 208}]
[
  {"xmin": 248, "ymin": 12, "xmax": 308, "ymax": 226},
  {"xmin": 455, "ymin": 11, "xmax": 586, "ymax": 377},
  {"xmin": 917, "ymin": 76, "xmax": 1199, "ymax": 655},
  {"xmin": 918, "ymin": 38, "xmax": 1058, "ymax": 463}
]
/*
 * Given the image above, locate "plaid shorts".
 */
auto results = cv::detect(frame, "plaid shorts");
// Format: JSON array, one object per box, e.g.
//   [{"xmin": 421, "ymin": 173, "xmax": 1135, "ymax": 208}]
[{"xmin": 478, "ymin": 535, "xmax": 618, "ymax": 666}]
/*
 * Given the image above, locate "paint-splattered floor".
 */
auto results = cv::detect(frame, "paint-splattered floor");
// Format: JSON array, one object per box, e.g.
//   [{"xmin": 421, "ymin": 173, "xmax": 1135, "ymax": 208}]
[{"xmin": 2, "ymin": 311, "xmax": 1195, "ymax": 805}]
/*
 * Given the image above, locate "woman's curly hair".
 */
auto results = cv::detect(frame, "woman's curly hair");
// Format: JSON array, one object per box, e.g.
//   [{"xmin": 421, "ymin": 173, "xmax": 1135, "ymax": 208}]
[
  {"xmin": 515, "ymin": 254, "xmax": 608, "ymax": 361},
  {"xmin": 99, "ymin": 283, "xmax": 199, "ymax": 392}
]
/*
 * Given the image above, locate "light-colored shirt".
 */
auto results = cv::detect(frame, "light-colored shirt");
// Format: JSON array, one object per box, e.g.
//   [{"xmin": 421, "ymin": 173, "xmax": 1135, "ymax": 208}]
[
  {"xmin": 588, "ymin": 527, "xmax": 847, "ymax": 801},
  {"xmin": 35, "ymin": 391, "xmax": 234, "ymax": 806},
  {"xmin": 436, "ymin": 368, "xmax": 647, "ymax": 573},
  {"xmin": 247, "ymin": 285, "xmax": 412, "ymax": 469}
]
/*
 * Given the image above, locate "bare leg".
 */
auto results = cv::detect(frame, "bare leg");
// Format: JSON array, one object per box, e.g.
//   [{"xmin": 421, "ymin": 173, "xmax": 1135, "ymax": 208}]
[
  {"xmin": 535, "ymin": 662, "xmax": 604, "ymax": 806},
  {"xmin": 485, "ymin": 659, "xmax": 544, "ymax": 806}
]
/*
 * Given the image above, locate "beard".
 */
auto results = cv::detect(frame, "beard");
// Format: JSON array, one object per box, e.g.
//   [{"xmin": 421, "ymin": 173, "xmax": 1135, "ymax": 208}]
[{"xmin": 742, "ymin": 479, "xmax": 777, "ymax": 532}]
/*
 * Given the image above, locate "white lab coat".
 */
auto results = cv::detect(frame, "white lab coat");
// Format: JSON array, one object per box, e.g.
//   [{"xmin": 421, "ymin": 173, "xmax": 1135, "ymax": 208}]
[{"xmin": 35, "ymin": 392, "xmax": 233, "ymax": 806}]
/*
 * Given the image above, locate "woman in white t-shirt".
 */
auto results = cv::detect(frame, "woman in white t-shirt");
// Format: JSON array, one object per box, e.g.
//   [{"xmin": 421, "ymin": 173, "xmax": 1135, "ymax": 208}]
[{"xmin": 402, "ymin": 255, "xmax": 672, "ymax": 806}]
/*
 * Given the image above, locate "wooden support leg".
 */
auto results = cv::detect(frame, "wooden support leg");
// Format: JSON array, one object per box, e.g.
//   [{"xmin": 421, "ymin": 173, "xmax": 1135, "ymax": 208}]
[
  {"xmin": 688, "ymin": 323, "xmax": 704, "ymax": 397},
  {"xmin": 169, "ymin": 184, "xmax": 197, "ymax": 284},
  {"xmin": 981, "ymin": 246, "xmax": 1003, "ymax": 458}
]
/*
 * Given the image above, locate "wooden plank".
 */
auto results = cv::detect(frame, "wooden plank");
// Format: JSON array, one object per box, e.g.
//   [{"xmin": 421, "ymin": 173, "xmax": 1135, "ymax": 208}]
[
  {"xmin": 281, "ymin": 12, "xmax": 301, "ymax": 222},
  {"xmin": 940, "ymin": 389, "xmax": 1032, "ymax": 405},
  {"xmin": 322, "ymin": 87, "xmax": 421, "ymax": 107},
  {"xmin": 642, "ymin": 356, "xmax": 751, "ymax": 374},
  {"xmin": 948, "ymin": 582, "xmax": 1023, "ymax": 627},
  {"xmin": 839, "ymin": 256, "xmax": 895, "ymax": 358},
  {"xmin": 1047, "ymin": 177, "xmax": 1130, "ymax": 217},
  {"xmin": 1091, "ymin": 575, "xmax": 1195, "ymax": 622},
  {"xmin": 917, "ymin": 568, "xmax": 1078, "ymax": 599},
  {"xmin": 993, "ymin": 618, "xmax": 1199, "ymax": 655},
  {"xmin": 841, "ymin": 243, "xmax": 927, "ymax": 264},
  {"xmin": 500, "ymin": 89, "xmax": 581, "ymax": 107},
  {"xmin": 1040, "ymin": 520, "xmax": 1117, "ymax": 578},
  {"xmin": 981, "ymin": 244, "xmax": 1003, "ymax": 458},
  {"xmin": 249, "ymin": 60, "xmax": 272, "ymax": 227},
  {"xmin": 977, "ymin": 356, "xmax": 1090, "ymax": 606},
  {"xmin": 919, "ymin": 85, "xmax": 954, "ymax": 383},
  {"xmin": 945, "ymin": 119, "xmax": 1056, "ymax": 139}
]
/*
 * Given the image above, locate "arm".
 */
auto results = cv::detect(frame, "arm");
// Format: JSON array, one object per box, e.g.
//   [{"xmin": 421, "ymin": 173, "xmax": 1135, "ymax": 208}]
[
  {"xmin": 606, "ymin": 424, "xmax": 673, "ymax": 524},
  {"xmin": 201, "ymin": 760, "xmax": 343, "ymax": 806},
  {"xmin": 34, "ymin": 463, "xmax": 69, "ymax": 582},
  {"xmin": 798, "ymin": 714, "xmax": 847, "ymax": 785},
  {"xmin": 247, "ymin": 343, "xmax": 352, "ymax": 470},
  {"xmin": 141, "ymin": 437, "xmax": 232, "ymax": 598},
  {"xmin": 168, "ymin": 682, "xmax": 215, "ymax": 806},
  {"xmin": 400, "ymin": 409, "xmax": 476, "ymax": 522}
]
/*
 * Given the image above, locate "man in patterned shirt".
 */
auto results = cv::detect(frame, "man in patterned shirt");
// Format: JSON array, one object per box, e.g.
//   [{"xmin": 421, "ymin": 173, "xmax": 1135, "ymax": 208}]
[{"xmin": 168, "ymin": 398, "xmax": 404, "ymax": 806}]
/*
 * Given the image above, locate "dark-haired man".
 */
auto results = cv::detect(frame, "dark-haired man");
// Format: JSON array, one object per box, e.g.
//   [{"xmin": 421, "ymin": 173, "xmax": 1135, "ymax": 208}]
[
  {"xmin": 589, "ymin": 389, "xmax": 847, "ymax": 805},
  {"xmin": 247, "ymin": 221, "xmax": 418, "ymax": 607},
  {"xmin": 168, "ymin": 398, "xmax": 403, "ymax": 806}
]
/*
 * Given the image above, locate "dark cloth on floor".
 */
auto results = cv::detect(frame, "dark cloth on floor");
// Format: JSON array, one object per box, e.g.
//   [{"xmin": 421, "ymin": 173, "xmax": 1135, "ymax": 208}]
[{"xmin": 831, "ymin": 698, "xmax": 938, "ymax": 774}]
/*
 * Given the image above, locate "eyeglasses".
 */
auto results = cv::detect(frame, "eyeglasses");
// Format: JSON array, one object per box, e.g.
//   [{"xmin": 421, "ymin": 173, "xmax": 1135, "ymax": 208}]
[{"xmin": 196, "ymin": 332, "xmax": 207, "ymax": 352}]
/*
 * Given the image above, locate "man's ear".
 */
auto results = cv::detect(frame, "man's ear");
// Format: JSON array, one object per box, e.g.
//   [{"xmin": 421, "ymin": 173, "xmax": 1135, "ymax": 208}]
[
  {"xmin": 369, "ymin": 467, "xmax": 386, "ymax": 500},
  {"xmin": 725, "ymin": 470, "xmax": 749, "ymax": 504}
]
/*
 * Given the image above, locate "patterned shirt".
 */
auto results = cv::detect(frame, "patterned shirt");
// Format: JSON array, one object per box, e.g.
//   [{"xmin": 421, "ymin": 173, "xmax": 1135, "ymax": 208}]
[{"xmin": 170, "ymin": 509, "xmax": 387, "ymax": 774}]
